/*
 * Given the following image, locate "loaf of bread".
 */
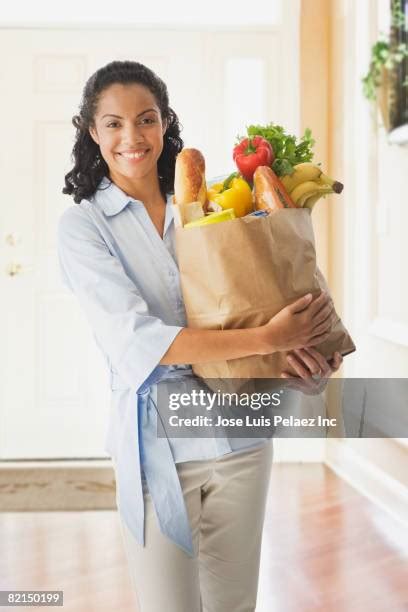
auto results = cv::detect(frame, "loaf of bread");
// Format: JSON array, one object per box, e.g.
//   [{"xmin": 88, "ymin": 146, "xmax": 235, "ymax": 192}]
[
  {"xmin": 254, "ymin": 166, "xmax": 297, "ymax": 211},
  {"xmin": 174, "ymin": 148, "xmax": 207, "ymax": 207}
]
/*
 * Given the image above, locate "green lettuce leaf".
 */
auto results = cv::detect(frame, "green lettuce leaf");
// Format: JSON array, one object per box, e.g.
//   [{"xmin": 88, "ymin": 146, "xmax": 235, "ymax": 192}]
[{"xmin": 242, "ymin": 124, "xmax": 316, "ymax": 177}]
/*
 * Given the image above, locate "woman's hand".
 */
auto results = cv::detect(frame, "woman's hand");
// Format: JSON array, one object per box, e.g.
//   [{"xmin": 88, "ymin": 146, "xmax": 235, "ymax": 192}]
[
  {"xmin": 260, "ymin": 292, "xmax": 335, "ymax": 354},
  {"xmin": 280, "ymin": 348, "xmax": 343, "ymax": 395}
]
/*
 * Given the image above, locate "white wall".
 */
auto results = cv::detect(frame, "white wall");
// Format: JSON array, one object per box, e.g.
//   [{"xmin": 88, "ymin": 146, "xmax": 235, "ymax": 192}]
[{"xmin": 0, "ymin": 0, "xmax": 282, "ymax": 26}]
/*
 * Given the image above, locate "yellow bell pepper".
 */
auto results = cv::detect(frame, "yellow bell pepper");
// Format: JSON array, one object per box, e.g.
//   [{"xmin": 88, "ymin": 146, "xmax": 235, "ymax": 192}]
[
  {"xmin": 206, "ymin": 182, "xmax": 224, "ymax": 204},
  {"xmin": 207, "ymin": 177, "xmax": 253, "ymax": 218}
]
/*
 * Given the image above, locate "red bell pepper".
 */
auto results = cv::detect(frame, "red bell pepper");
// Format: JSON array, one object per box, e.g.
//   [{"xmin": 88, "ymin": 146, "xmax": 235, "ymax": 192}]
[{"xmin": 233, "ymin": 136, "xmax": 274, "ymax": 182}]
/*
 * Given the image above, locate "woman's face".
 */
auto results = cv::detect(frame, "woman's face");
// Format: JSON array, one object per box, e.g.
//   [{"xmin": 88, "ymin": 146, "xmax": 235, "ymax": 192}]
[{"xmin": 89, "ymin": 82, "xmax": 167, "ymax": 187}]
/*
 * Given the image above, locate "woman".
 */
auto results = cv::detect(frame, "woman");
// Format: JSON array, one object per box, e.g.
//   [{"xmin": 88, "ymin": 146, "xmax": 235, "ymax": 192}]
[{"xmin": 58, "ymin": 60, "xmax": 341, "ymax": 611}]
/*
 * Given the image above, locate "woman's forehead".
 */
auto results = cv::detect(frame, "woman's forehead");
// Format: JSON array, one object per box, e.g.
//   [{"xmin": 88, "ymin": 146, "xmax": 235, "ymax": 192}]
[{"xmin": 96, "ymin": 83, "xmax": 159, "ymax": 116}]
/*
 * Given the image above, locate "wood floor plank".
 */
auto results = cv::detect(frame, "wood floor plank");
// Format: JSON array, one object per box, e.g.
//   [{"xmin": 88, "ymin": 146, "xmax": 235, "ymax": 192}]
[
  {"xmin": 0, "ymin": 464, "xmax": 406, "ymax": 611},
  {"xmin": 258, "ymin": 464, "xmax": 408, "ymax": 612}
]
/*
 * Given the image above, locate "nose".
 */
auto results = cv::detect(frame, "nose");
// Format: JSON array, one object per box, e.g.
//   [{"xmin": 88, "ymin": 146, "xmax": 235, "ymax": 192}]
[{"xmin": 122, "ymin": 123, "xmax": 145, "ymax": 146}]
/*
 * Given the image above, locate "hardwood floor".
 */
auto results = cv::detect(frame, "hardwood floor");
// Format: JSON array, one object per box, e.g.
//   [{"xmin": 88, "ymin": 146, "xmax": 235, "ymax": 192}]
[
  {"xmin": 0, "ymin": 464, "xmax": 406, "ymax": 611},
  {"xmin": 258, "ymin": 464, "xmax": 408, "ymax": 612}
]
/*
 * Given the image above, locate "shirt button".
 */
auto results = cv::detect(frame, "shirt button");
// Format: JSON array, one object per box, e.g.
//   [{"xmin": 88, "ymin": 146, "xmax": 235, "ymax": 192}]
[{"xmin": 169, "ymin": 270, "xmax": 176, "ymax": 277}]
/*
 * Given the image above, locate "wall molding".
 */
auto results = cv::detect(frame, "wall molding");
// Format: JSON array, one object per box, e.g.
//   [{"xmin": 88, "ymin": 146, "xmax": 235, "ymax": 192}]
[
  {"xmin": 2, "ymin": 442, "xmax": 406, "ymax": 522},
  {"xmin": 325, "ymin": 439, "xmax": 408, "ymax": 527},
  {"xmin": 0, "ymin": 442, "xmax": 325, "ymax": 511}
]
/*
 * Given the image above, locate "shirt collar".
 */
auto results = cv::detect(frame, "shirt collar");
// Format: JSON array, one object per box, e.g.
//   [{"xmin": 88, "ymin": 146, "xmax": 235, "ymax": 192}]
[{"xmin": 95, "ymin": 176, "xmax": 173, "ymax": 217}]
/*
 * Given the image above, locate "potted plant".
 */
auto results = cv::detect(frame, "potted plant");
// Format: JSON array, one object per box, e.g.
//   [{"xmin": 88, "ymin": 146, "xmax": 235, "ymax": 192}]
[{"xmin": 362, "ymin": 0, "xmax": 408, "ymax": 143}]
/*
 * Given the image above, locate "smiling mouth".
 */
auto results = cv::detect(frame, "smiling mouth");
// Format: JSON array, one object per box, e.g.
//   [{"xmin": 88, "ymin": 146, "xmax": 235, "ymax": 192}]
[{"xmin": 118, "ymin": 149, "xmax": 150, "ymax": 160}]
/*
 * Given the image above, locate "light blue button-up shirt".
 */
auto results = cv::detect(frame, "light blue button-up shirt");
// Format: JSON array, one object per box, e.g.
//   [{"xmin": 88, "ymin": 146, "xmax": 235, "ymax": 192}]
[{"xmin": 57, "ymin": 176, "xmax": 270, "ymax": 557}]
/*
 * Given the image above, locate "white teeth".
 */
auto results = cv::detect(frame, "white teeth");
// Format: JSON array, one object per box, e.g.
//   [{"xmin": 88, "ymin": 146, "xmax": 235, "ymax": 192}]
[{"xmin": 121, "ymin": 150, "xmax": 147, "ymax": 159}]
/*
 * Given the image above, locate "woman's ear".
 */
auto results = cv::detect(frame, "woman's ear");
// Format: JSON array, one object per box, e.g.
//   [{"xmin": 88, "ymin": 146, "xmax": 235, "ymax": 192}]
[
  {"xmin": 162, "ymin": 118, "xmax": 168, "ymax": 136},
  {"xmin": 89, "ymin": 126, "xmax": 99, "ymax": 145}
]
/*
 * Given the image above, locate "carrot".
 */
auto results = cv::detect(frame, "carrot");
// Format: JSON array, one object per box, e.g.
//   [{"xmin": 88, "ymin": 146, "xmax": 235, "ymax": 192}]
[{"xmin": 254, "ymin": 166, "xmax": 297, "ymax": 211}]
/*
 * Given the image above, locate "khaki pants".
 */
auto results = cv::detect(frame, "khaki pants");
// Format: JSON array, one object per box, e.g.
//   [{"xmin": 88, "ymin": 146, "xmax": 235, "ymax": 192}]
[{"xmin": 118, "ymin": 440, "xmax": 274, "ymax": 612}]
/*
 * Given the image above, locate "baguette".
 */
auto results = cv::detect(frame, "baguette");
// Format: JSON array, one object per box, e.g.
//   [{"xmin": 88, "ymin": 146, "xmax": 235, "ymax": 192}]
[
  {"xmin": 254, "ymin": 166, "xmax": 297, "ymax": 212},
  {"xmin": 174, "ymin": 148, "xmax": 207, "ymax": 207}
]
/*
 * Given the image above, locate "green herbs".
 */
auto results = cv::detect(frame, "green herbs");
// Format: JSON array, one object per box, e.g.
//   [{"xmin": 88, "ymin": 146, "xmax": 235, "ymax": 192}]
[
  {"xmin": 391, "ymin": 0, "xmax": 407, "ymax": 29},
  {"xmin": 243, "ymin": 123, "xmax": 315, "ymax": 177},
  {"xmin": 362, "ymin": 0, "xmax": 408, "ymax": 102},
  {"xmin": 362, "ymin": 39, "xmax": 408, "ymax": 101}
]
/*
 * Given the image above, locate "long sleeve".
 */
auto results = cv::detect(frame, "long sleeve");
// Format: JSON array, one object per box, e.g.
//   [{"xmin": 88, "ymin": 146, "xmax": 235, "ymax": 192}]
[{"xmin": 57, "ymin": 206, "xmax": 184, "ymax": 391}]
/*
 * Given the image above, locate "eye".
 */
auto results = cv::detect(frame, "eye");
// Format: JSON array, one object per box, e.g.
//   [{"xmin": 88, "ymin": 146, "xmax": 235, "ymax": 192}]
[
  {"xmin": 140, "ymin": 117, "xmax": 156, "ymax": 125},
  {"xmin": 106, "ymin": 121, "xmax": 120, "ymax": 128}
]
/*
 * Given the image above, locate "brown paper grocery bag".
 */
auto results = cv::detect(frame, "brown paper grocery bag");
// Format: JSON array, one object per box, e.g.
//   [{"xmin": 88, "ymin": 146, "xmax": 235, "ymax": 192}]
[{"xmin": 175, "ymin": 209, "xmax": 355, "ymax": 380}]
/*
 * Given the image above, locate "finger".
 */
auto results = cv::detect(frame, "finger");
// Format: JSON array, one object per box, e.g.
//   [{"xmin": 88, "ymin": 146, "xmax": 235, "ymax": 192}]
[
  {"xmin": 293, "ymin": 349, "xmax": 321, "ymax": 376},
  {"xmin": 287, "ymin": 354, "xmax": 313, "ymax": 380},
  {"xmin": 307, "ymin": 291, "xmax": 331, "ymax": 317},
  {"xmin": 281, "ymin": 373, "xmax": 304, "ymax": 387},
  {"xmin": 288, "ymin": 293, "xmax": 313, "ymax": 314},
  {"xmin": 327, "ymin": 351, "xmax": 341, "ymax": 368},
  {"xmin": 306, "ymin": 330, "xmax": 331, "ymax": 347},
  {"xmin": 302, "ymin": 347, "xmax": 331, "ymax": 374},
  {"xmin": 312, "ymin": 301, "xmax": 334, "ymax": 326},
  {"xmin": 311, "ymin": 316, "xmax": 332, "ymax": 337},
  {"xmin": 328, "ymin": 351, "xmax": 343, "ymax": 371},
  {"xmin": 282, "ymin": 355, "xmax": 302, "ymax": 378},
  {"xmin": 311, "ymin": 301, "xmax": 334, "ymax": 327}
]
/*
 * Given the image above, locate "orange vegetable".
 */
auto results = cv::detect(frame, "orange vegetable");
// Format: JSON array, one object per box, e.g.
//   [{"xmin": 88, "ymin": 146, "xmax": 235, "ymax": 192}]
[{"xmin": 254, "ymin": 166, "xmax": 297, "ymax": 211}]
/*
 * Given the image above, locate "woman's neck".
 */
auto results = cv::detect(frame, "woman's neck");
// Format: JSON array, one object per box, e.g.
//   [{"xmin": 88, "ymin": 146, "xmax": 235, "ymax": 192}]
[{"xmin": 109, "ymin": 171, "xmax": 164, "ymax": 206}]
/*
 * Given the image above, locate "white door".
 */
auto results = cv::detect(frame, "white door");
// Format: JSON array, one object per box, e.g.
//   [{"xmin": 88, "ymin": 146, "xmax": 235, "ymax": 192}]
[{"xmin": 0, "ymin": 21, "xmax": 300, "ymax": 458}]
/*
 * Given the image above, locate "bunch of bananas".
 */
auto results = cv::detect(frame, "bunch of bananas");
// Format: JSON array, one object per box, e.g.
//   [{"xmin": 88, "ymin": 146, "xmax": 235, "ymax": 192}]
[{"xmin": 281, "ymin": 163, "xmax": 344, "ymax": 210}]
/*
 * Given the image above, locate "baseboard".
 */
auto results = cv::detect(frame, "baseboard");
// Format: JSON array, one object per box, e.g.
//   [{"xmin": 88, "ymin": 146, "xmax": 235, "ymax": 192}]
[
  {"xmin": 325, "ymin": 439, "xmax": 408, "ymax": 527},
  {"xmin": 0, "ymin": 442, "xmax": 325, "ymax": 511},
  {"xmin": 0, "ymin": 459, "xmax": 116, "ymax": 511},
  {"xmin": 3, "ymin": 442, "xmax": 406, "ymax": 519}
]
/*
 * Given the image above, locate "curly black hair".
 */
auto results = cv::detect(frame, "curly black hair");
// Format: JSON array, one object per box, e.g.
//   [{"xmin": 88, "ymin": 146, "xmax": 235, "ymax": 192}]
[{"xmin": 63, "ymin": 60, "xmax": 183, "ymax": 203}]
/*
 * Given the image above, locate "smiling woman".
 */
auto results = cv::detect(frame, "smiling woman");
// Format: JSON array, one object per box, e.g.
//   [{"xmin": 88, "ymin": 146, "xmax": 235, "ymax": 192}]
[
  {"xmin": 57, "ymin": 59, "xmax": 337, "ymax": 612},
  {"xmin": 63, "ymin": 61, "xmax": 183, "ymax": 205},
  {"xmin": 88, "ymin": 84, "xmax": 168, "ymax": 202}
]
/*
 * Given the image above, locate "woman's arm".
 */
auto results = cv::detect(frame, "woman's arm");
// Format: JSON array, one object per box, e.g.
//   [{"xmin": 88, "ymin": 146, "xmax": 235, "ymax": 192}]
[
  {"xmin": 57, "ymin": 207, "xmax": 185, "ymax": 390},
  {"xmin": 160, "ymin": 326, "xmax": 264, "ymax": 364},
  {"xmin": 58, "ymin": 206, "xmax": 334, "ymax": 381},
  {"xmin": 160, "ymin": 291, "xmax": 334, "ymax": 365}
]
